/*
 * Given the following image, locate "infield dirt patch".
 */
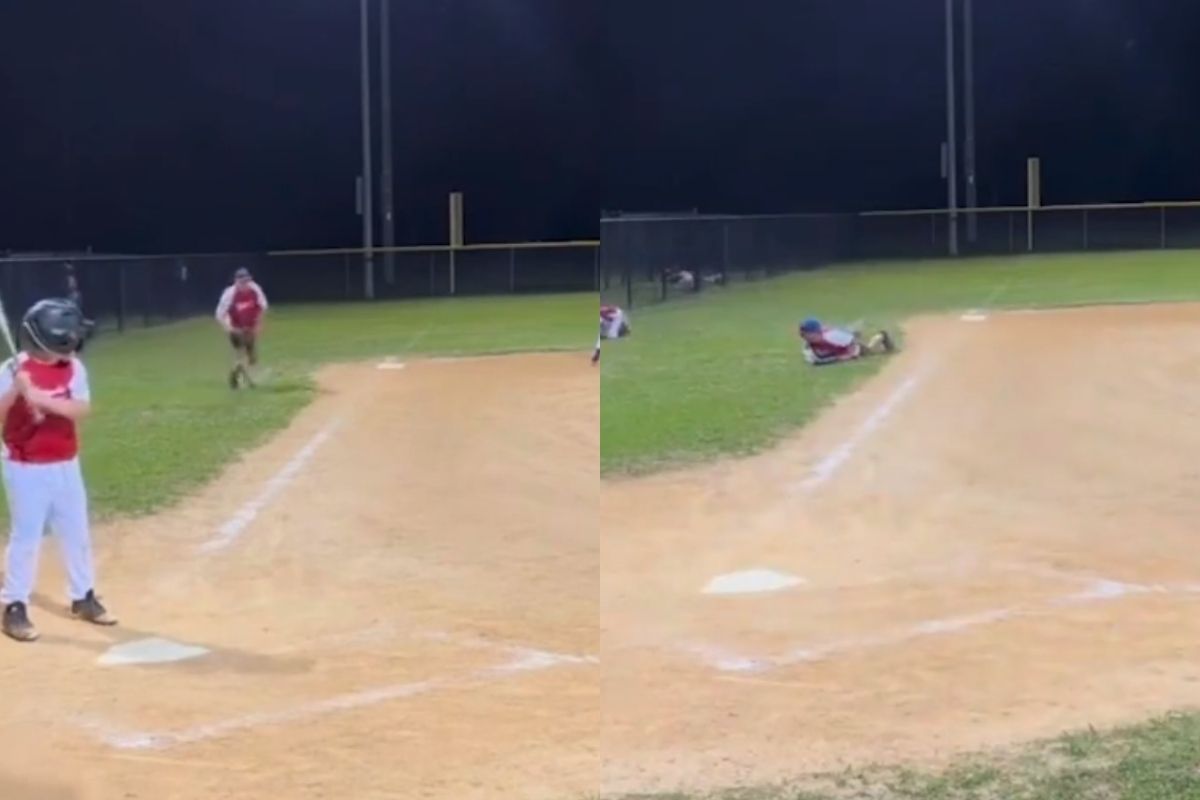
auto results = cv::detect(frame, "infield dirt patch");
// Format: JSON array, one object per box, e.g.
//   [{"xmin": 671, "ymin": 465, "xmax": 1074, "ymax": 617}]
[
  {"xmin": 0, "ymin": 352, "xmax": 598, "ymax": 800},
  {"xmin": 600, "ymin": 303, "xmax": 1200, "ymax": 796},
  {"xmin": 9, "ymin": 305, "xmax": 1200, "ymax": 799}
]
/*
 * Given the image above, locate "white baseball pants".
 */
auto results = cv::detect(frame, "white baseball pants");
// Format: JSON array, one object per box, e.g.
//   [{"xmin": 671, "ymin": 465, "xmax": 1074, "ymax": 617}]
[{"xmin": 0, "ymin": 457, "xmax": 95, "ymax": 605}]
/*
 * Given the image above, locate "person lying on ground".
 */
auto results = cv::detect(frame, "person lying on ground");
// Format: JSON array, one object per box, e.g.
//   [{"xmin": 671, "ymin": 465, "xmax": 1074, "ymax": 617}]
[{"xmin": 798, "ymin": 317, "xmax": 895, "ymax": 366}]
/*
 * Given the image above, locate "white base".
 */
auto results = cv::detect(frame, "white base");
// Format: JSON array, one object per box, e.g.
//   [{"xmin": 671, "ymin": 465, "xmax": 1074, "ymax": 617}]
[
  {"xmin": 98, "ymin": 638, "xmax": 210, "ymax": 666},
  {"xmin": 703, "ymin": 569, "xmax": 806, "ymax": 595}
]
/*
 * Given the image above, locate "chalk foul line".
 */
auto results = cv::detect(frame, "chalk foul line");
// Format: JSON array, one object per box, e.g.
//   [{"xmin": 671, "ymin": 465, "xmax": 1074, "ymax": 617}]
[
  {"xmin": 77, "ymin": 643, "xmax": 595, "ymax": 751},
  {"xmin": 198, "ymin": 419, "xmax": 342, "ymax": 553},
  {"xmin": 691, "ymin": 578, "xmax": 1200, "ymax": 674},
  {"xmin": 791, "ymin": 369, "xmax": 928, "ymax": 493}
]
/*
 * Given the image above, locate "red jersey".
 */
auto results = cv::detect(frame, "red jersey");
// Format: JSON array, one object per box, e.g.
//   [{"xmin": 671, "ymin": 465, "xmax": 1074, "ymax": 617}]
[
  {"xmin": 1, "ymin": 354, "xmax": 90, "ymax": 463},
  {"xmin": 804, "ymin": 328, "xmax": 860, "ymax": 361},
  {"xmin": 600, "ymin": 305, "xmax": 619, "ymax": 321},
  {"xmin": 216, "ymin": 282, "xmax": 268, "ymax": 331}
]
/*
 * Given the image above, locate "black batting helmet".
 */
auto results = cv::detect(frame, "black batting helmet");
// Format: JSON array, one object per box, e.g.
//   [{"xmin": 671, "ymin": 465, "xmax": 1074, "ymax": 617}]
[{"xmin": 22, "ymin": 298, "xmax": 86, "ymax": 356}]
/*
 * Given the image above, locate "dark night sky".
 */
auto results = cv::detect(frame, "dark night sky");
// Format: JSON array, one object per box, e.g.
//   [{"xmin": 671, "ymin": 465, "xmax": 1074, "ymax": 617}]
[{"xmin": 2, "ymin": 0, "xmax": 1200, "ymax": 253}]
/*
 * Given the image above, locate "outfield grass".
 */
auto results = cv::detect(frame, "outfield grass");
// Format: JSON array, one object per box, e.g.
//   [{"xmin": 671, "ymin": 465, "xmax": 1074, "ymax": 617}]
[
  {"xmin": 605, "ymin": 711, "xmax": 1200, "ymax": 800},
  {"xmin": 600, "ymin": 250, "xmax": 1200, "ymax": 475},
  {"xmin": 68, "ymin": 292, "xmax": 591, "ymax": 518}
]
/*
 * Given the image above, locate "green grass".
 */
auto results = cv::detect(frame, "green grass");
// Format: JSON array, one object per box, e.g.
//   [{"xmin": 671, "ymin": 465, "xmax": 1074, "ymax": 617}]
[
  {"xmin": 601, "ymin": 711, "xmax": 1200, "ymax": 799},
  {"xmin": 600, "ymin": 250, "xmax": 1200, "ymax": 475},
  {"xmin": 67, "ymin": 292, "xmax": 592, "ymax": 518}
]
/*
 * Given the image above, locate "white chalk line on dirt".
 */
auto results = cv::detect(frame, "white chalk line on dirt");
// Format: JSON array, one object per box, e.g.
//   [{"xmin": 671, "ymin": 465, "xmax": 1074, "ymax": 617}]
[
  {"xmin": 689, "ymin": 577, "xmax": 1200, "ymax": 674},
  {"xmin": 199, "ymin": 419, "xmax": 343, "ymax": 553},
  {"xmin": 962, "ymin": 275, "xmax": 1018, "ymax": 321},
  {"xmin": 75, "ymin": 641, "xmax": 595, "ymax": 751},
  {"xmin": 791, "ymin": 368, "xmax": 929, "ymax": 493}
]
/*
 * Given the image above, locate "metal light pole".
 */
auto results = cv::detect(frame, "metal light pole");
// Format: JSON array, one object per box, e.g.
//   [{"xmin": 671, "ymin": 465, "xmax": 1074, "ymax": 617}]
[
  {"xmin": 944, "ymin": 0, "xmax": 959, "ymax": 257},
  {"xmin": 963, "ymin": 0, "xmax": 978, "ymax": 244},
  {"xmin": 360, "ymin": 0, "xmax": 376, "ymax": 299},
  {"xmin": 380, "ymin": 0, "xmax": 396, "ymax": 284}
]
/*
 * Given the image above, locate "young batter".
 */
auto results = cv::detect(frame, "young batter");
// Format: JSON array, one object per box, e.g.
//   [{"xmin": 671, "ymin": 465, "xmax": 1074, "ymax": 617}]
[
  {"xmin": 0, "ymin": 298, "xmax": 115, "ymax": 643},
  {"xmin": 215, "ymin": 267, "xmax": 269, "ymax": 389}
]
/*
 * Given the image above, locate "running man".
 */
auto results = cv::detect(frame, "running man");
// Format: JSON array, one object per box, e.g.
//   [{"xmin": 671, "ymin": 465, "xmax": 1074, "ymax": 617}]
[
  {"xmin": 0, "ymin": 298, "xmax": 115, "ymax": 642},
  {"xmin": 215, "ymin": 267, "xmax": 269, "ymax": 389},
  {"xmin": 798, "ymin": 317, "xmax": 895, "ymax": 366}
]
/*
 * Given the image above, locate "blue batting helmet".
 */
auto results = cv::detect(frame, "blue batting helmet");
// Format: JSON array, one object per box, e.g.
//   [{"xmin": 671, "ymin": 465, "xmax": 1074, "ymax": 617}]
[{"xmin": 799, "ymin": 318, "xmax": 822, "ymax": 334}]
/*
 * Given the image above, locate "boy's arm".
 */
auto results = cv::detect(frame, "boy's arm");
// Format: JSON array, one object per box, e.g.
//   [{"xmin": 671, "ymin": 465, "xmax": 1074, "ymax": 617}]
[
  {"xmin": 254, "ymin": 282, "xmax": 269, "ymax": 312},
  {"xmin": 26, "ymin": 358, "xmax": 91, "ymax": 420},
  {"xmin": 215, "ymin": 287, "xmax": 234, "ymax": 330},
  {"xmin": 0, "ymin": 365, "xmax": 18, "ymax": 417},
  {"xmin": 803, "ymin": 344, "xmax": 840, "ymax": 366}
]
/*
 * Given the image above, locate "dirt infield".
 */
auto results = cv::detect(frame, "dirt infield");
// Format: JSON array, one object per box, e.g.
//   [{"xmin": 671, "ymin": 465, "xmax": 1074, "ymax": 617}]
[
  {"xmin": 0, "ymin": 352, "xmax": 597, "ymax": 800},
  {"xmin": 10, "ymin": 306, "xmax": 1200, "ymax": 798},
  {"xmin": 601, "ymin": 304, "xmax": 1200, "ymax": 796}
]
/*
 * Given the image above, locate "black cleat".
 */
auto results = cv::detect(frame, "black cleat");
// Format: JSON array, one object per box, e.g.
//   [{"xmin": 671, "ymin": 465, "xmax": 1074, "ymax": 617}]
[
  {"xmin": 3, "ymin": 602, "xmax": 38, "ymax": 642},
  {"xmin": 229, "ymin": 367, "xmax": 241, "ymax": 390},
  {"xmin": 880, "ymin": 331, "xmax": 896, "ymax": 353},
  {"xmin": 71, "ymin": 590, "xmax": 117, "ymax": 626}
]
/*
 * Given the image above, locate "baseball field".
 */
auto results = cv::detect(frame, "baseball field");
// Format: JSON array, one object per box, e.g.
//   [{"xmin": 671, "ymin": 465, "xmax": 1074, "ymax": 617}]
[
  {"xmin": 0, "ymin": 292, "xmax": 601, "ymax": 800},
  {"xmin": 599, "ymin": 250, "xmax": 1200, "ymax": 798},
  {"xmin": 6, "ymin": 252, "xmax": 1200, "ymax": 799}
]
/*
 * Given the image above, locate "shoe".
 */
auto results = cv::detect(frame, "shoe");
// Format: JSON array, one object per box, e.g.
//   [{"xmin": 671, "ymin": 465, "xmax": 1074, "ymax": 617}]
[
  {"xmin": 228, "ymin": 368, "xmax": 241, "ymax": 390},
  {"xmin": 3, "ymin": 602, "xmax": 38, "ymax": 642},
  {"xmin": 71, "ymin": 590, "xmax": 117, "ymax": 626},
  {"xmin": 880, "ymin": 331, "xmax": 896, "ymax": 353}
]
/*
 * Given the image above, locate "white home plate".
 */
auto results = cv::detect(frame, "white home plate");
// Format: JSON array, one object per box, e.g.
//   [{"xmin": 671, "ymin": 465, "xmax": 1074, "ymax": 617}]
[
  {"xmin": 703, "ymin": 569, "xmax": 806, "ymax": 595},
  {"xmin": 98, "ymin": 638, "xmax": 210, "ymax": 666},
  {"xmin": 376, "ymin": 360, "xmax": 406, "ymax": 370}
]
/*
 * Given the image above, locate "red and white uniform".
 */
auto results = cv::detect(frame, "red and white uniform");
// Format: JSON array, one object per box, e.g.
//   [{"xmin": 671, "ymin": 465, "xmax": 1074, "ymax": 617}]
[
  {"xmin": 216, "ymin": 281, "xmax": 269, "ymax": 331},
  {"xmin": 600, "ymin": 305, "xmax": 628, "ymax": 340},
  {"xmin": 802, "ymin": 327, "xmax": 861, "ymax": 364},
  {"xmin": 0, "ymin": 354, "xmax": 96, "ymax": 606}
]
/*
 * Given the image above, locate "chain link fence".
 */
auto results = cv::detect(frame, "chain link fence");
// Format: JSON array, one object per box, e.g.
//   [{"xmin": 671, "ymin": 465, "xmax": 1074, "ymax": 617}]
[
  {"xmin": 0, "ymin": 240, "xmax": 600, "ymax": 337},
  {"xmin": 600, "ymin": 202, "xmax": 1200, "ymax": 308}
]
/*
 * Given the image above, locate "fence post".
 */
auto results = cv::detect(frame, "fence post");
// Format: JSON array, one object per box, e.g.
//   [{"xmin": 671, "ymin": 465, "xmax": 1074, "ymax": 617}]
[
  {"xmin": 115, "ymin": 263, "xmax": 126, "ymax": 332},
  {"xmin": 625, "ymin": 257, "xmax": 633, "ymax": 310},
  {"xmin": 1082, "ymin": 210, "xmax": 1089, "ymax": 250},
  {"xmin": 592, "ymin": 246, "xmax": 600, "ymax": 291},
  {"xmin": 1027, "ymin": 208, "xmax": 1035, "ymax": 252},
  {"xmin": 141, "ymin": 265, "xmax": 151, "ymax": 327},
  {"xmin": 429, "ymin": 252, "xmax": 436, "ymax": 297},
  {"xmin": 1161, "ymin": 206, "xmax": 1167, "ymax": 248},
  {"xmin": 1008, "ymin": 212, "xmax": 1015, "ymax": 253},
  {"xmin": 722, "ymin": 222, "xmax": 731, "ymax": 282},
  {"xmin": 509, "ymin": 248, "xmax": 516, "ymax": 293}
]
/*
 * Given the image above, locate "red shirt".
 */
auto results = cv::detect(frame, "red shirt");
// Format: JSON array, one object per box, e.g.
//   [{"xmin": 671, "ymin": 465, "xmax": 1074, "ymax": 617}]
[
  {"xmin": 2, "ymin": 354, "xmax": 90, "ymax": 463},
  {"xmin": 217, "ymin": 282, "xmax": 268, "ymax": 331},
  {"xmin": 804, "ymin": 328, "xmax": 860, "ymax": 360},
  {"xmin": 600, "ymin": 305, "xmax": 619, "ymax": 321}
]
